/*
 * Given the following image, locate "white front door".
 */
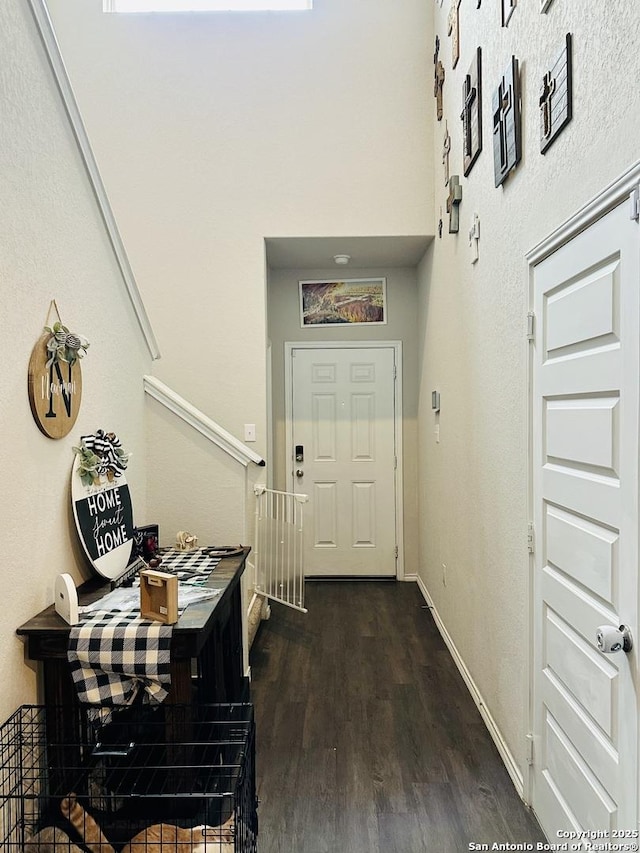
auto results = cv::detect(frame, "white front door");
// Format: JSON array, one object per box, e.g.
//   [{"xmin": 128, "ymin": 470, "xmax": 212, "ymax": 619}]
[
  {"xmin": 531, "ymin": 200, "xmax": 639, "ymax": 836},
  {"xmin": 288, "ymin": 344, "xmax": 398, "ymax": 577}
]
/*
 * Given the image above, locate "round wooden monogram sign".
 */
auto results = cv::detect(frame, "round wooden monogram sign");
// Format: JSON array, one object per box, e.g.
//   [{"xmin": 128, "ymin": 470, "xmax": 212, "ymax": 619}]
[{"xmin": 28, "ymin": 331, "xmax": 83, "ymax": 439}]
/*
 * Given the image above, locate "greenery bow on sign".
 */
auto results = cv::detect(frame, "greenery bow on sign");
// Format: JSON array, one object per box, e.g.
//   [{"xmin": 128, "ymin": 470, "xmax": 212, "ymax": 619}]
[
  {"xmin": 44, "ymin": 321, "xmax": 90, "ymax": 368},
  {"xmin": 74, "ymin": 430, "xmax": 130, "ymax": 486}
]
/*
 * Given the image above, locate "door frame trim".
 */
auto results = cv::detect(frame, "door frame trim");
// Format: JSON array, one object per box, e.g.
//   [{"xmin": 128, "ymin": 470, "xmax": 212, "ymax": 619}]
[
  {"xmin": 526, "ymin": 159, "xmax": 640, "ymax": 267},
  {"xmin": 525, "ymin": 159, "xmax": 640, "ymax": 808},
  {"xmin": 284, "ymin": 340, "xmax": 404, "ymax": 580}
]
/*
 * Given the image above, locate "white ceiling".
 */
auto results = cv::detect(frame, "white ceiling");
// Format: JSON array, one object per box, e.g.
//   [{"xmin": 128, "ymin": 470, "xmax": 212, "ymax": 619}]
[{"xmin": 265, "ymin": 235, "xmax": 432, "ymax": 270}]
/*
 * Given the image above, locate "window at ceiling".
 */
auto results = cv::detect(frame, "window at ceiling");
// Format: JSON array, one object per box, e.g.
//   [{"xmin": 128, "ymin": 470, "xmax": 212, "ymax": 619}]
[{"xmin": 104, "ymin": 0, "xmax": 311, "ymax": 11}]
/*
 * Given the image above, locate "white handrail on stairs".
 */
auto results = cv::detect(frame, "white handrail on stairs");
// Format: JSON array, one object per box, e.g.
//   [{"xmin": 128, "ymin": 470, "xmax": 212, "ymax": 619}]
[{"xmin": 143, "ymin": 375, "xmax": 265, "ymax": 468}]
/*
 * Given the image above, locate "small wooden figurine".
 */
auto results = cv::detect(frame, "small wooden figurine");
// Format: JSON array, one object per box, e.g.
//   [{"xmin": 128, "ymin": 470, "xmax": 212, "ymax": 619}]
[
  {"xmin": 434, "ymin": 36, "xmax": 446, "ymax": 121},
  {"xmin": 447, "ymin": 175, "xmax": 463, "ymax": 233},
  {"xmin": 540, "ymin": 34, "xmax": 573, "ymax": 154},
  {"xmin": 176, "ymin": 530, "xmax": 198, "ymax": 551},
  {"xmin": 461, "ymin": 48, "xmax": 482, "ymax": 176},
  {"xmin": 492, "ymin": 55, "xmax": 522, "ymax": 186}
]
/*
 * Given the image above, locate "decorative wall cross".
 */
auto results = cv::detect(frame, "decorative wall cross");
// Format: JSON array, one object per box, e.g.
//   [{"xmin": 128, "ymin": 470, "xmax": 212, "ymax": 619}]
[
  {"xmin": 461, "ymin": 48, "xmax": 482, "ymax": 176},
  {"xmin": 492, "ymin": 56, "xmax": 522, "ymax": 186},
  {"xmin": 462, "ymin": 75, "xmax": 476, "ymax": 159},
  {"xmin": 434, "ymin": 36, "xmax": 446, "ymax": 122},
  {"xmin": 442, "ymin": 121, "xmax": 451, "ymax": 186},
  {"xmin": 540, "ymin": 34, "xmax": 573, "ymax": 154},
  {"xmin": 540, "ymin": 73, "xmax": 556, "ymax": 138},
  {"xmin": 447, "ymin": 175, "xmax": 463, "ymax": 233},
  {"xmin": 469, "ymin": 213, "xmax": 480, "ymax": 263},
  {"xmin": 447, "ymin": 0, "xmax": 461, "ymax": 69},
  {"xmin": 502, "ymin": 0, "xmax": 516, "ymax": 27}
]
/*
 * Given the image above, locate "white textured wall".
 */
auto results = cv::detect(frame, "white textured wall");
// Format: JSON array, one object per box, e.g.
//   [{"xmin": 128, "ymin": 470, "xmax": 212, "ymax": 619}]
[
  {"xmin": 44, "ymin": 0, "xmax": 432, "ymax": 563},
  {"xmin": 45, "ymin": 0, "xmax": 432, "ymax": 440},
  {"xmin": 419, "ymin": 0, "xmax": 640, "ymax": 777},
  {"xmin": 0, "ymin": 1, "xmax": 152, "ymax": 722},
  {"xmin": 145, "ymin": 395, "xmax": 258, "ymax": 547},
  {"xmin": 268, "ymin": 266, "xmax": 420, "ymax": 576}
]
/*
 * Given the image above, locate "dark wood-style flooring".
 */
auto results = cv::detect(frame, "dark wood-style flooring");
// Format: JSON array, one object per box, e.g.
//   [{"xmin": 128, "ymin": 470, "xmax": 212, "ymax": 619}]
[{"xmin": 249, "ymin": 580, "xmax": 545, "ymax": 853}]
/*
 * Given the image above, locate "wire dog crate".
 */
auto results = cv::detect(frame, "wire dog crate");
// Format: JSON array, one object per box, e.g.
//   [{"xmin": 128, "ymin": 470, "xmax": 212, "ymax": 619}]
[{"xmin": 0, "ymin": 703, "xmax": 257, "ymax": 851}]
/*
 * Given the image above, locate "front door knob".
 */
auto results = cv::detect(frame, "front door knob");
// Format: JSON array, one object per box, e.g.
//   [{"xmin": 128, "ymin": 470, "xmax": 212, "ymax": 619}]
[{"xmin": 596, "ymin": 624, "xmax": 633, "ymax": 654}]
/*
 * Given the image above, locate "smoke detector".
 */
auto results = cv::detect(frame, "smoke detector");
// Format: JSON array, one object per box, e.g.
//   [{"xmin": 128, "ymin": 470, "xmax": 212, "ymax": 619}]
[{"xmin": 333, "ymin": 254, "xmax": 351, "ymax": 265}]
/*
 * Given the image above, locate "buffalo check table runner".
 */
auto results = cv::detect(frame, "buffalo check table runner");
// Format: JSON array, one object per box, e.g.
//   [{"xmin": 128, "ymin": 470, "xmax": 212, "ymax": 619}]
[
  {"xmin": 68, "ymin": 610, "xmax": 172, "ymax": 708},
  {"xmin": 67, "ymin": 548, "xmax": 222, "ymax": 709}
]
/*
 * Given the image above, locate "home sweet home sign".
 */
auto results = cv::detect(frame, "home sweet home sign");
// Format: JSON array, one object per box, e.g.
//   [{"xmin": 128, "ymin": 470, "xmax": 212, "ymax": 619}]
[{"xmin": 71, "ymin": 432, "xmax": 135, "ymax": 580}]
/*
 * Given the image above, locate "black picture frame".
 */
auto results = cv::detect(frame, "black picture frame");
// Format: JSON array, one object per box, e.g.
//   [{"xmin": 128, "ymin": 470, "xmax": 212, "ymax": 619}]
[{"xmin": 134, "ymin": 523, "xmax": 160, "ymax": 560}]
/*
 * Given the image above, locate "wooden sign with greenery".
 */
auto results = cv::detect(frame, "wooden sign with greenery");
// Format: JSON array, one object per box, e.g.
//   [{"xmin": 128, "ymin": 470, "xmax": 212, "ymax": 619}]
[{"xmin": 27, "ymin": 302, "xmax": 89, "ymax": 439}]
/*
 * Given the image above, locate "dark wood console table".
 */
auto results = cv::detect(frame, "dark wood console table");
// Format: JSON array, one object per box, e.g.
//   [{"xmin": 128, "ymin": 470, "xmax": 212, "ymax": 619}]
[{"xmin": 16, "ymin": 547, "xmax": 250, "ymax": 721}]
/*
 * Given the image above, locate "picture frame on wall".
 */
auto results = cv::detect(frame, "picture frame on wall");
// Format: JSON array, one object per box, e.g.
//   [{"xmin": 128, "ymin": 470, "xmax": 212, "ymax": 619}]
[{"xmin": 299, "ymin": 278, "xmax": 387, "ymax": 327}]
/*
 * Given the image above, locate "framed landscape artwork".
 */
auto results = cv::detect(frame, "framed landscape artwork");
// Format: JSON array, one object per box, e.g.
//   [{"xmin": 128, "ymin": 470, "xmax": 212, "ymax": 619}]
[{"xmin": 299, "ymin": 278, "xmax": 387, "ymax": 327}]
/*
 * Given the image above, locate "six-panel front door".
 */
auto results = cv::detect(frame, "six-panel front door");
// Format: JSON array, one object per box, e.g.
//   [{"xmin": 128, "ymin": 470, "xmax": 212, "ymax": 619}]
[
  {"xmin": 290, "ymin": 345, "xmax": 397, "ymax": 577},
  {"xmin": 531, "ymin": 201, "xmax": 639, "ymax": 837}
]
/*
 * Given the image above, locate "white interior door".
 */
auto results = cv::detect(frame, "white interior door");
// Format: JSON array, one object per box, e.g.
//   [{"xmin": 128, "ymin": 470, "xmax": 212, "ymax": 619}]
[
  {"xmin": 288, "ymin": 345, "xmax": 398, "ymax": 577},
  {"xmin": 531, "ymin": 200, "xmax": 639, "ymax": 836}
]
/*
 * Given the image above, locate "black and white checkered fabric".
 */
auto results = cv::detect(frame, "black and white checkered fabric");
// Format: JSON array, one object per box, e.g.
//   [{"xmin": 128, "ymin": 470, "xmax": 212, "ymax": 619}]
[
  {"xmin": 156, "ymin": 547, "xmax": 220, "ymax": 583},
  {"xmin": 68, "ymin": 610, "xmax": 172, "ymax": 708}
]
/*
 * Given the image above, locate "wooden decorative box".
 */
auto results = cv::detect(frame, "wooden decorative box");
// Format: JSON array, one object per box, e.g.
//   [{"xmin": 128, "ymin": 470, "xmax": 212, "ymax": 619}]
[{"xmin": 140, "ymin": 569, "xmax": 178, "ymax": 624}]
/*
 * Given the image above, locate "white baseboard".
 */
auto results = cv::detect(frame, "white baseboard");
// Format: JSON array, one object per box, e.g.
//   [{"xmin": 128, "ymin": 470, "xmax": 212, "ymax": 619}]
[{"xmin": 415, "ymin": 575, "xmax": 525, "ymax": 800}]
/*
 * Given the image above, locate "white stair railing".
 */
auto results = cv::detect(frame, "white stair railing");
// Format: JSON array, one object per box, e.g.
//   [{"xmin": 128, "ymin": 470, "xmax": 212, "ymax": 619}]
[{"xmin": 254, "ymin": 486, "xmax": 308, "ymax": 613}]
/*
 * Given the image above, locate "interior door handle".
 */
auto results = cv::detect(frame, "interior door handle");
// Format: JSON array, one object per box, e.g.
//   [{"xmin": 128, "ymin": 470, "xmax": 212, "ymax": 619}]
[
  {"xmin": 295, "ymin": 469, "xmax": 304, "ymax": 478},
  {"xmin": 596, "ymin": 624, "xmax": 633, "ymax": 653}
]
